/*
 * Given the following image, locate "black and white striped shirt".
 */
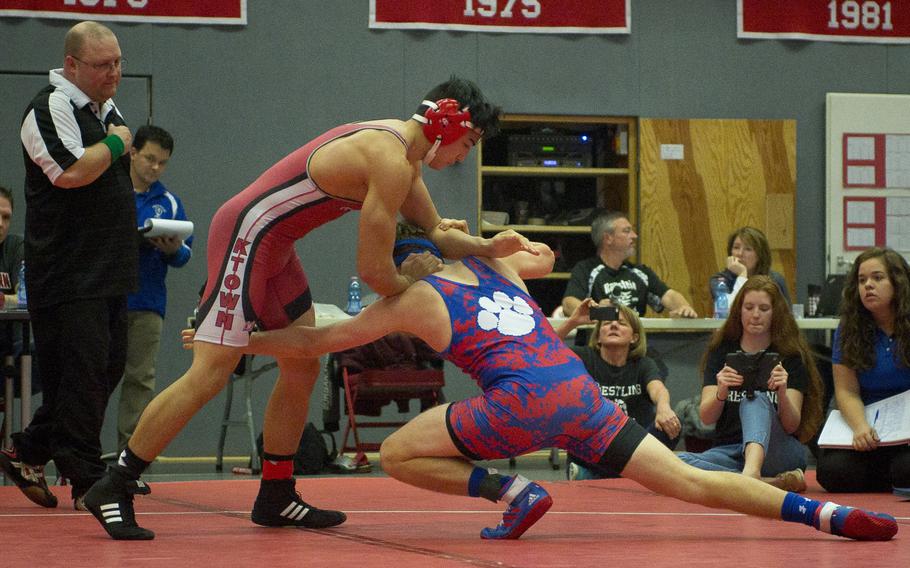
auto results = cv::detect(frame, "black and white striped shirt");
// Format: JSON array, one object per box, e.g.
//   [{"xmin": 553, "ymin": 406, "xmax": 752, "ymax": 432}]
[{"xmin": 20, "ymin": 69, "xmax": 137, "ymax": 308}]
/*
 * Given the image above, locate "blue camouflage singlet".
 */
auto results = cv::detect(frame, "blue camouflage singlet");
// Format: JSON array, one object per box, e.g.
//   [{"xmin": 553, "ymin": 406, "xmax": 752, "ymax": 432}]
[{"xmin": 423, "ymin": 257, "xmax": 628, "ymax": 463}]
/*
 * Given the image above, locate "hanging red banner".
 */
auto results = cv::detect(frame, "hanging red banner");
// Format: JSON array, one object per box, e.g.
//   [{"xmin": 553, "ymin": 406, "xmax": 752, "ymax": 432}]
[
  {"xmin": 0, "ymin": 0, "xmax": 246, "ymax": 25},
  {"xmin": 370, "ymin": 0, "xmax": 630, "ymax": 34},
  {"xmin": 738, "ymin": 0, "xmax": 910, "ymax": 44}
]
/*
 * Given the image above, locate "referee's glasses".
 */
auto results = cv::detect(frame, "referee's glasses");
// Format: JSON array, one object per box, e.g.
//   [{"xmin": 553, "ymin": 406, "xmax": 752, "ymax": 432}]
[{"xmin": 72, "ymin": 56, "xmax": 124, "ymax": 73}]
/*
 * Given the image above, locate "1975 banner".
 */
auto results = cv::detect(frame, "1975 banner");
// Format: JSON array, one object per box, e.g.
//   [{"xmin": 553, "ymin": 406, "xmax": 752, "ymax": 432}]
[
  {"xmin": 739, "ymin": 0, "xmax": 910, "ymax": 43},
  {"xmin": 0, "ymin": 0, "xmax": 246, "ymax": 25},
  {"xmin": 370, "ymin": 0, "xmax": 629, "ymax": 34}
]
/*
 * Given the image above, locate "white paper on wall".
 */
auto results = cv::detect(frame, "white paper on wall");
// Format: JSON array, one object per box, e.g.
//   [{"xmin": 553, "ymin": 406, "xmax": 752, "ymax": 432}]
[
  {"xmin": 846, "ymin": 200, "xmax": 876, "ymax": 224},
  {"xmin": 847, "ymin": 136, "xmax": 876, "ymax": 160},
  {"xmin": 847, "ymin": 165, "xmax": 876, "ymax": 185},
  {"xmin": 847, "ymin": 227, "xmax": 876, "ymax": 248}
]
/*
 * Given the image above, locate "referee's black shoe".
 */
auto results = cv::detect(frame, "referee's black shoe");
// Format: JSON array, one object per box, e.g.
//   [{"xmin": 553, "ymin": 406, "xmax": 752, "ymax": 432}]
[
  {"xmin": 0, "ymin": 446, "xmax": 58, "ymax": 508},
  {"xmin": 251, "ymin": 478, "xmax": 347, "ymax": 528}
]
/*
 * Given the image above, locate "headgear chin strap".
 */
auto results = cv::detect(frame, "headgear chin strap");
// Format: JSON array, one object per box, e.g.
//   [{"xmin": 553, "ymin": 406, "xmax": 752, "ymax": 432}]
[{"xmin": 412, "ymin": 99, "xmax": 475, "ymax": 163}]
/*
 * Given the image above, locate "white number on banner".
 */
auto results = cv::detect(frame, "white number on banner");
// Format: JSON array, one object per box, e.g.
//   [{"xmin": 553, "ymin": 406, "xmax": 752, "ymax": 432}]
[
  {"xmin": 464, "ymin": 0, "xmax": 541, "ymax": 19},
  {"xmin": 63, "ymin": 0, "xmax": 149, "ymax": 7},
  {"xmin": 827, "ymin": 1, "xmax": 893, "ymax": 31}
]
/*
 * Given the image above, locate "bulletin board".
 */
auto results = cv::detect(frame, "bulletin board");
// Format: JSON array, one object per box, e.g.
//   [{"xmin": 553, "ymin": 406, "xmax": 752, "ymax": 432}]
[{"xmin": 826, "ymin": 93, "xmax": 910, "ymax": 274}]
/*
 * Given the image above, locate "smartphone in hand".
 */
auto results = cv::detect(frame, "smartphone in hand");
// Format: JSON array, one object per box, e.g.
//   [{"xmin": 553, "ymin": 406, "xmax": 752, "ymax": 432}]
[{"xmin": 589, "ymin": 306, "xmax": 619, "ymax": 321}]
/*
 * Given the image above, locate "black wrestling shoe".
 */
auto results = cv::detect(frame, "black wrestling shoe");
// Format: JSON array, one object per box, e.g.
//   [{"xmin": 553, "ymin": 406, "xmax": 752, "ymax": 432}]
[
  {"xmin": 251, "ymin": 478, "xmax": 347, "ymax": 528},
  {"xmin": 83, "ymin": 469, "xmax": 155, "ymax": 540},
  {"xmin": 0, "ymin": 447, "xmax": 58, "ymax": 508}
]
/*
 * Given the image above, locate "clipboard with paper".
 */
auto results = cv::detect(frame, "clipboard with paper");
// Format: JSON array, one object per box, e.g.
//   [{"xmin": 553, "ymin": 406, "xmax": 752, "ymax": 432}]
[
  {"xmin": 818, "ymin": 389, "xmax": 910, "ymax": 449},
  {"xmin": 138, "ymin": 218, "xmax": 194, "ymax": 240}
]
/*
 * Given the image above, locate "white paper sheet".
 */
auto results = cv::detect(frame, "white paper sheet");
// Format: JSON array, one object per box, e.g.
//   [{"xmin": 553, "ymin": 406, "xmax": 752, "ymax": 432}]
[
  {"xmin": 846, "ymin": 228, "xmax": 876, "ymax": 248},
  {"xmin": 846, "ymin": 200, "xmax": 876, "ymax": 224},
  {"xmin": 847, "ymin": 136, "xmax": 876, "ymax": 160},
  {"xmin": 819, "ymin": 390, "xmax": 910, "ymax": 448},
  {"xmin": 139, "ymin": 218, "xmax": 194, "ymax": 240},
  {"xmin": 847, "ymin": 165, "xmax": 876, "ymax": 185}
]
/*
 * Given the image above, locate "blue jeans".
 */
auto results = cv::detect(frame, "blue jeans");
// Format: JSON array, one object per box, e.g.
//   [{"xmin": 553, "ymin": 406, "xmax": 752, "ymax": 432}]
[{"xmin": 677, "ymin": 394, "xmax": 808, "ymax": 476}]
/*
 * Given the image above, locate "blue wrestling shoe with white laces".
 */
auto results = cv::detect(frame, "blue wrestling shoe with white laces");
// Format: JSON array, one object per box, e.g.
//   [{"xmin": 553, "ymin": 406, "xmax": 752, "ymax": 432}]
[{"xmin": 480, "ymin": 475, "xmax": 553, "ymax": 540}]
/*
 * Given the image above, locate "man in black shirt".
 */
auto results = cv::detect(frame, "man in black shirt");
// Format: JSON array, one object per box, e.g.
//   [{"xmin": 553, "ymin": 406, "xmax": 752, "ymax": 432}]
[
  {"xmin": 0, "ymin": 21, "xmax": 136, "ymax": 511},
  {"xmin": 562, "ymin": 211, "xmax": 697, "ymax": 319}
]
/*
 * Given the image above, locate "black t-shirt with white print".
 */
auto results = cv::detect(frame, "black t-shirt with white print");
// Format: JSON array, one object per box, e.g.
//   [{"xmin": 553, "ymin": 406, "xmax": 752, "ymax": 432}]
[{"xmin": 564, "ymin": 257, "xmax": 670, "ymax": 316}]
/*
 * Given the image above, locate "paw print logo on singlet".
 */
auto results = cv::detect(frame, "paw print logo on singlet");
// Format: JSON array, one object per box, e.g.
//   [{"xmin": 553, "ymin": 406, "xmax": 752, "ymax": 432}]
[{"xmin": 476, "ymin": 291, "xmax": 535, "ymax": 337}]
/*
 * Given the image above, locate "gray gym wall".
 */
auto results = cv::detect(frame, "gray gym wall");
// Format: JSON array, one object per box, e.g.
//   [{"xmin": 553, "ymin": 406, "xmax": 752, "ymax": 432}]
[{"xmin": 1, "ymin": 1, "xmax": 907, "ymax": 457}]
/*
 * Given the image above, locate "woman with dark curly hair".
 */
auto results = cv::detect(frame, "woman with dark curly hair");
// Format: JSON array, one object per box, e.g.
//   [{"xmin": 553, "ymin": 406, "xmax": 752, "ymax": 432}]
[
  {"xmin": 678, "ymin": 276, "xmax": 825, "ymax": 492},
  {"xmin": 816, "ymin": 247, "xmax": 910, "ymax": 493}
]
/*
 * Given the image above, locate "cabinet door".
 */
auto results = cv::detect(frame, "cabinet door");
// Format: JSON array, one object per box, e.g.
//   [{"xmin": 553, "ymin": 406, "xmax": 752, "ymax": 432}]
[{"xmin": 639, "ymin": 118, "xmax": 796, "ymax": 317}]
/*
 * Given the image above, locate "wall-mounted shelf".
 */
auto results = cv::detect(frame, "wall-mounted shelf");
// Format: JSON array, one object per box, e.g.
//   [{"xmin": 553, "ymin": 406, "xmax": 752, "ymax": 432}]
[{"xmin": 477, "ymin": 114, "xmax": 638, "ymax": 314}]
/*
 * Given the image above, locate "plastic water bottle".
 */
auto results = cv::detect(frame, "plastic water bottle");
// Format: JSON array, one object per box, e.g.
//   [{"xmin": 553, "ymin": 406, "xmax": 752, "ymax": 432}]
[
  {"xmin": 17, "ymin": 260, "xmax": 26, "ymax": 308},
  {"xmin": 712, "ymin": 278, "xmax": 729, "ymax": 319},
  {"xmin": 344, "ymin": 276, "xmax": 362, "ymax": 315}
]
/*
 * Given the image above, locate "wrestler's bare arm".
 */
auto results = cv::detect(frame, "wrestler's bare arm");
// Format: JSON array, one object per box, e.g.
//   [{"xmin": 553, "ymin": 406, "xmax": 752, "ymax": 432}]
[
  {"xmin": 397, "ymin": 173, "xmax": 538, "ymax": 260},
  {"xmin": 484, "ymin": 241, "xmax": 555, "ymax": 290},
  {"xmin": 397, "ymin": 174, "xmax": 486, "ymax": 257},
  {"xmin": 498, "ymin": 241, "xmax": 554, "ymax": 280},
  {"xmin": 246, "ymin": 284, "xmax": 449, "ymax": 358},
  {"xmin": 357, "ymin": 153, "xmax": 424, "ymax": 297}
]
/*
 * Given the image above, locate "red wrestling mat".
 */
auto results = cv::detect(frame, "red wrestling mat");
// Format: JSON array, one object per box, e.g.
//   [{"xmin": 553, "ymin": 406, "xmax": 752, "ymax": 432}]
[{"xmin": 1, "ymin": 472, "xmax": 907, "ymax": 568}]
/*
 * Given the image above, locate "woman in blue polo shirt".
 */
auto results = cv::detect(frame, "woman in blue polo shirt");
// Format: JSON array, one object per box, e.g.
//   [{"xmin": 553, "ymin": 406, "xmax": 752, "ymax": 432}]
[{"xmin": 817, "ymin": 247, "xmax": 910, "ymax": 493}]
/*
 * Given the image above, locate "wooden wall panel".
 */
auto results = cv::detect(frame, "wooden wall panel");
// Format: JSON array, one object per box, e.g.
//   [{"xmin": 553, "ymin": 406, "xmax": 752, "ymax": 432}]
[{"xmin": 639, "ymin": 119, "xmax": 796, "ymax": 317}]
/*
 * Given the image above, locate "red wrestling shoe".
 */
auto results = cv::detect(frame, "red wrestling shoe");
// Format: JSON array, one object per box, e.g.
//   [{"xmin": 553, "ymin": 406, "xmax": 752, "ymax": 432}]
[{"xmin": 814, "ymin": 502, "xmax": 898, "ymax": 541}]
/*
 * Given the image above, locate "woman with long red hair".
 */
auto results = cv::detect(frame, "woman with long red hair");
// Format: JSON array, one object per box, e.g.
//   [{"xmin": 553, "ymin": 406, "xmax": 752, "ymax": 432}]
[{"xmin": 678, "ymin": 275, "xmax": 824, "ymax": 491}]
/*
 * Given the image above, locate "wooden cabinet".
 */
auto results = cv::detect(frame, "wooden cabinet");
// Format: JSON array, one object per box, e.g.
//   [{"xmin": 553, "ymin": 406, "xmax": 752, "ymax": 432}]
[{"xmin": 477, "ymin": 114, "xmax": 638, "ymax": 315}]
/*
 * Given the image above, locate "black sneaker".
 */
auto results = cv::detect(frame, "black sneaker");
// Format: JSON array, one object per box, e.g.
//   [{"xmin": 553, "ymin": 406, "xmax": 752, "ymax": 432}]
[
  {"xmin": 83, "ymin": 469, "xmax": 155, "ymax": 540},
  {"xmin": 0, "ymin": 447, "xmax": 58, "ymax": 508},
  {"xmin": 251, "ymin": 478, "xmax": 347, "ymax": 528}
]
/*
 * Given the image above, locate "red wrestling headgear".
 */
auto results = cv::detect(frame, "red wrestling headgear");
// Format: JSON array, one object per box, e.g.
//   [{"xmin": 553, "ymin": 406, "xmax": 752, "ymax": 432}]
[
  {"xmin": 414, "ymin": 98, "xmax": 474, "ymax": 146},
  {"xmin": 412, "ymin": 99, "xmax": 475, "ymax": 163}
]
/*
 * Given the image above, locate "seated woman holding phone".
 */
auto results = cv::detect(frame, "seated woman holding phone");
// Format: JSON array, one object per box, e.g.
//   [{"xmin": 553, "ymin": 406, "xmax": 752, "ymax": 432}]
[
  {"xmin": 556, "ymin": 301, "xmax": 680, "ymax": 479},
  {"xmin": 676, "ymin": 276, "xmax": 825, "ymax": 492}
]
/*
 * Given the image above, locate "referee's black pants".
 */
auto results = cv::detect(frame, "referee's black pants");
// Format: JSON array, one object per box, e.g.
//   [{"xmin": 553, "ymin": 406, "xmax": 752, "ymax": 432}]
[{"xmin": 13, "ymin": 296, "xmax": 127, "ymax": 498}]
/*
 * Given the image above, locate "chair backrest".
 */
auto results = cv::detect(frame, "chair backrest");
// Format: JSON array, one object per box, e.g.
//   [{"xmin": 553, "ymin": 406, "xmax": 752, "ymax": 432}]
[
  {"xmin": 336, "ymin": 333, "xmax": 445, "ymax": 417},
  {"xmin": 335, "ymin": 332, "xmax": 443, "ymax": 374},
  {"xmin": 817, "ymin": 274, "xmax": 846, "ymax": 317}
]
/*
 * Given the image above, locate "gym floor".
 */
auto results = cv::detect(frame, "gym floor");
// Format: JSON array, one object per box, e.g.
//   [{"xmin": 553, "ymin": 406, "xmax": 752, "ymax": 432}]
[{"xmin": 2, "ymin": 452, "xmax": 908, "ymax": 567}]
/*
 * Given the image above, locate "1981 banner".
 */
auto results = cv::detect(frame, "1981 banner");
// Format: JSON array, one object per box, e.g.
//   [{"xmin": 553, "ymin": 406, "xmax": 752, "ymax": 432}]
[
  {"xmin": 370, "ymin": 0, "xmax": 629, "ymax": 34},
  {"xmin": 739, "ymin": 0, "xmax": 910, "ymax": 43},
  {"xmin": 0, "ymin": 0, "xmax": 246, "ymax": 25}
]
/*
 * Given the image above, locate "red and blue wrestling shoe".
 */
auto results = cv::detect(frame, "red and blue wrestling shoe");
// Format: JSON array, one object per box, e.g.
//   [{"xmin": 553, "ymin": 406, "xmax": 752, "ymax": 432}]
[
  {"xmin": 814, "ymin": 502, "xmax": 898, "ymax": 541},
  {"xmin": 481, "ymin": 475, "xmax": 553, "ymax": 540}
]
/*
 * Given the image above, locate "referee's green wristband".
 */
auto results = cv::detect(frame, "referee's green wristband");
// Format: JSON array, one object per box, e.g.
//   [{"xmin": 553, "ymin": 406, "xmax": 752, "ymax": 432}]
[{"xmin": 101, "ymin": 134, "xmax": 125, "ymax": 159}]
